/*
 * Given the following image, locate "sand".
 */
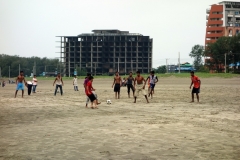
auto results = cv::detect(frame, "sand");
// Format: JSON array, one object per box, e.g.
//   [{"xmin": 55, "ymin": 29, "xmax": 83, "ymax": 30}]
[{"xmin": 0, "ymin": 77, "xmax": 240, "ymax": 160}]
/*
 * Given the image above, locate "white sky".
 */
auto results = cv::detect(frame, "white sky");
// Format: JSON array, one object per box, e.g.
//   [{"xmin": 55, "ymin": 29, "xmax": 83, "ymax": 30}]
[{"xmin": 0, "ymin": 0, "xmax": 225, "ymax": 68}]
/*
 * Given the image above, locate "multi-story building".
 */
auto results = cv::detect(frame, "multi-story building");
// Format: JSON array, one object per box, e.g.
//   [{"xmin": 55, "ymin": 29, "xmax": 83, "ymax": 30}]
[
  {"xmin": 205, "ymin": 1, "xmax": 240, "ymax": 46},
  {"xmin": 57, "ymin": 29, "xmax": 153, "ymax": 76}
]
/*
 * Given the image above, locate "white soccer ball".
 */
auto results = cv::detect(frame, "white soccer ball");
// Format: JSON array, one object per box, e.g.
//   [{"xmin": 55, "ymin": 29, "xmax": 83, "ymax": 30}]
[{"xmin": 106, "ymin": 100, "xmax": 112, "ymax": 104}]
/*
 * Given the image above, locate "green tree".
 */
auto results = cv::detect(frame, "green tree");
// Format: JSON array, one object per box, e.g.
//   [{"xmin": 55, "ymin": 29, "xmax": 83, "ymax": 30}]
[
  {"xmin": 205, "ymin": 35, "xmax": 240, "ymax": 73},
  {"xmin": 189, "ymin": 45, "xmax": 204, "ymax": 71}
]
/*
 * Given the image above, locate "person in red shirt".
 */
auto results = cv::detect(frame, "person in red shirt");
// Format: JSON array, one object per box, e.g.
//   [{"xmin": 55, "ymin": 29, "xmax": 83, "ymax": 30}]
[
  {"xmin": 189, "ymin": 71, "xmax": 201, "ymax": 102},
  {"xmin": 85, "ymin": 76, "xmax": 98, "ymax": 109}
]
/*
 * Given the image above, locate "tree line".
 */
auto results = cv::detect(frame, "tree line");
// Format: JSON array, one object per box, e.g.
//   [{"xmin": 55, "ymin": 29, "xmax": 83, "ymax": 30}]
[
  {"xmin": 190, "ymin": 34, "xmax": 240, "ymax": 73},
  {"xmin": 0, "ymin": 54, "xmax": 61, "ymax": 78},
  {"xmin": 153, "ymin": 34, "xmax": 240, "ymax": 73}
]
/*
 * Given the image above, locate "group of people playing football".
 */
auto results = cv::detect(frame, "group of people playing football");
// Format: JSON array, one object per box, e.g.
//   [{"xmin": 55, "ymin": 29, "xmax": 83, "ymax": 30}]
[{"xmin": 14, "ymin": 70, "xmax": 201, "ymax": 109}]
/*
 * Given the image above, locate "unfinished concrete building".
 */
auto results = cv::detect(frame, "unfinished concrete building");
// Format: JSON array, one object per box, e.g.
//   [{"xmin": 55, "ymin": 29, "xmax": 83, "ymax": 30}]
[{"xmin": 57, "ymin": 29, "xmax": 153, "ymax": 76}]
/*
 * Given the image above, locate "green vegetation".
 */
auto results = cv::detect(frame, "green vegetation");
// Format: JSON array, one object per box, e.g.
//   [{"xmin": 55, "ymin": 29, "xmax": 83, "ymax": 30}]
[
  {"xmin": 0, "ymin": 54, "xmax": 62, "ymax": 77},
  {"xmin": 189, "ymin": 44, "xmax": 204, "ymax": 71},
  {"xmin": 205, "ymin": 34, "xmax": 240, "ymax": 73}
]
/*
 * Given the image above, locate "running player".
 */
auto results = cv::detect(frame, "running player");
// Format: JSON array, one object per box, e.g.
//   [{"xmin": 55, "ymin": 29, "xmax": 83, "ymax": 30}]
[
  {"xmin": 125, "ymin": 71, "xmax": 135, "ymax": 98},
  {"xmin": 112, "ymin": 71, "xmax": 122, "ymax": 99},
  {"xmin": 15, "ymin": 71, "xmax": 26, "ymax": 98},
  {"xmin": 85, "ymin": 76, "xmax": 98, "ymax": 109},
  {"xmin": 189, "ymin": 71, "xmax": 201, "ymax": 102},
  {"xmin": 133, "ymin": 71, "xmax": 149, "ymax": 103},
  {"xmin": 146, "ymin": 71, "xmax": 158, "ymax": 99}
]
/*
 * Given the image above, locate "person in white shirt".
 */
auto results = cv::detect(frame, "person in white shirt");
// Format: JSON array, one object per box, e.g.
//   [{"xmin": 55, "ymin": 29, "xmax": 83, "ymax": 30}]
[
  {"xmin": 146, "ymin": 71, "xmax": 158, "ymax": 99},
  {"xmin": 73, "ymin": 75, "xmax": 79, "ymax": 91},
  {"xmin": 53, "ymin": 73, "xmax": 64, "ymax": 96},
  {"xmin": 32, "ymin": 75, "xmax": 38, "ymax": 93},
  {"xmin": 25, "ymin": 81, "xmax": 33, "ymax": 95}
]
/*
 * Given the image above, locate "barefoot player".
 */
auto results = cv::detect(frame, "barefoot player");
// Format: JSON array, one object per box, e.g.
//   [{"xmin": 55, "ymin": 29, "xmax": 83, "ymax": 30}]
[
  {"xmin": 189, "ymin": 71, "xmax": 201, "ymax": 102},
  {"xmin": 125, "ymin": 72, "xmax": 135, "ymax": 98},
  {"xmin": 53, "ymin": 73, "xmax": 64, "ymax": 96},
  {"xmin": 134, "ymin": 71, "xmax": 149, "ymax": 103},
  {"xmin": 15, "ymin": 71, "xmax": 26, "ymax": 98},
  {"xmin": 86, "ymin": 76, "xmax": 98, "ymax": 109},
  {"xmin": 112, "ymin": 71, "xmax": 122, "ymax": 99},
  {"xmin": 146, "ymin": 71, "xmax": 158, "ymax": 99}
]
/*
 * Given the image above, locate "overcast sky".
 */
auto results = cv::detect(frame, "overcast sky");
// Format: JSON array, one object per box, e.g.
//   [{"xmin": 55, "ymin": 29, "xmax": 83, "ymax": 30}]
[{"xmin": 0, "ymin": 0, "xmax": 224, "ymax": 67}]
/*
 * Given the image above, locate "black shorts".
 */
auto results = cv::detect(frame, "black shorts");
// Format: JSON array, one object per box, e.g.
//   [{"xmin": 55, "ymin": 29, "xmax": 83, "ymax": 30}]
[
  {"xmin": 88, "ymin": 93, "xmax": 97, "ymax": 102},
  {"xmin": 127, "ymin": 84, "xmax": 134, "ymax": 93},
  {"xmin": 114, "ymin": 84, "xmax": 121, "ymax": 92},
  {"xmin": 150, "ymin": 83, "xmax": 155, "ymax": 89},
  {"xmin": 192, "ymin": 87, "xmax": 200, "ymax": 94}
]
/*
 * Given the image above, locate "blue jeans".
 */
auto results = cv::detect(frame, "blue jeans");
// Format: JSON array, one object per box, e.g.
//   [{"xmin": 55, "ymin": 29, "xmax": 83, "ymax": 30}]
[
  {"xmin": 32, "ymin": 85, "xmax": 37, "ymax": 93},
  {"xmin": 74, "ymin": 86, "xmax": 78, "ymax": 91},
  {"xmin": 54, "ymin": 85, "xmax": 63, "ymax": 95}
]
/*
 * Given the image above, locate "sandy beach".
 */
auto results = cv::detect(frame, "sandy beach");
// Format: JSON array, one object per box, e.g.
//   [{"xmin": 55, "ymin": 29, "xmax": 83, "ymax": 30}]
[{"xmin": 0, "ymin": 77, "xmax": 240, "ymax": 160}]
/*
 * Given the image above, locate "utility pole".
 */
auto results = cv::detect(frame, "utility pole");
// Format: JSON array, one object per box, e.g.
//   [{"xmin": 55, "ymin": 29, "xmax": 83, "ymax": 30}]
[
  {"xmin": 34, "ymin": 61, "xmax": 36, "ymax": 75},
  {"xmin": 95, "ymin": 63, "xmax": 96, "ymax": 76},
  {"xmin": 178, "ymin": 52, "xmax": 181, "ymax": 73},
  {"xmin": 118, "ymin": 57, "xmax": 119, "ymax": 72},
  {"xmin": 225, "ymin": 53, "xmax": 227, "ymax": 73},
  {"xmin": 68, "ymin": 58, "xmax": 70, "ymax": 77},
  {"xmin": 9, "ymin": 66, "xmax": 10, "ymax": 79},
  {"xmin": 166, "ymin": 59, "xmax": 168, "ymax": 73},
  {"xmin": 131, "ymin": 60, "xmax": 133, "ymax": 72}
]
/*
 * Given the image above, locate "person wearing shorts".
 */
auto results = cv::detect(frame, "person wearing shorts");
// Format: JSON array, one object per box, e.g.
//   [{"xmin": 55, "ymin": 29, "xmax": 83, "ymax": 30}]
[
  {"xmin": 133, "ymin": 71, "xmax": 149, "ymax": 103},
  {"xmin": 146, "ymin": 71, "xmax": 158, "ymax": 99},
  {"xmin": 189, "ymin": 71, "xmax": 201, "ymax": 102},
  {"xmin": 112, "ymin": 71, "xmax": 122, "ymax": 99},
  {"xmin": 86, "ymin": 76, "xmax": 98, "ymax": 109},
  {"xmin": 15, "ymin": 71, "xmax": 26, "ymax": 98}
]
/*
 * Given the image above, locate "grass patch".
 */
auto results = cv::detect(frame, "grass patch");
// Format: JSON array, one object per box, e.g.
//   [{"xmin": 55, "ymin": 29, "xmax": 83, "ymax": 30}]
[{"xmin": 2, "ymin": 72, "xmax": 239, "ymax": 81}]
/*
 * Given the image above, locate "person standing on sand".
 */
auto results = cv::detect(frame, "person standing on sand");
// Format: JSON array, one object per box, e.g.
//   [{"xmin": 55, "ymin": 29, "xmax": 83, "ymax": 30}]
[
  {"xmin": 133, "ymin": 70, "xmax": 149, "ymax": 103},
  {"xmin": 25, "ymin": 81, "xmax": 33, "ymax": 95},
  {"xmin": 112, "ymin": 71, "xmax": 122, "ymax": 99},
  {"xmin": 32, "ymin": 75, "xmax": 38, "ymax": 93},
  {"xmin": 125, "ymin": 71, "xmax": 135, "ymax": 98},
  {"xmin": 146, "ymin": 71, "xmax": 158, "ymax": 99},
  {"xmin": 189, "ymin": 71, "xmax": 201, "ymax": 102},
  {"xmin": 53, "ymin": 73, "xmax": 64, "ymax": 96},
  {"xmin": 15, "ymin": 71, "xmax": 26, "ymax": 98},
  {"xmin": 85, "ymin": 76, "xmax": 98, "ymax": 109},
  {"xmin": 73, "ymin": 75, "xmax": 79, "ymax": 91}
]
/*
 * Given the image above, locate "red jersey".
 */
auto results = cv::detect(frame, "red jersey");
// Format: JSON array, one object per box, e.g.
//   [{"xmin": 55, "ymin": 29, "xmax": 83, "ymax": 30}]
[
  {"xmin": 85, "ymin": 81, "xmax": 92, "ymax": 96},
  {"xmin": 191, "ymin": 75, "xmax": 200, "ymax": 88}
]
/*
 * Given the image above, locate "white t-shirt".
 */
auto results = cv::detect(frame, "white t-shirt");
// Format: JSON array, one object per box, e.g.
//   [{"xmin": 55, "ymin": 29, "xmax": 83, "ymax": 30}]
[
  {"xmin": 149, "ymin": 75, "xmax": 158, "ymax": 84},
  {"xmin": 56, "ymin": 77, "xmax": 62, "ymax": 85},
  {"xmin": 73, "ymin": 77, "xmax": 78, "ymax": 86},
  {"xmin": 27, "ymin": 81, "xmax": 32, "ymax": 85},
  {"xmin": 32, "ymin": 78, "xmax": 37, "ymax": 85}
]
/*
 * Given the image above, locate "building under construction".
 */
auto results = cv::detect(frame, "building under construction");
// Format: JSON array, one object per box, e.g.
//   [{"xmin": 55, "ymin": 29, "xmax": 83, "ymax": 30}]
[{"xmin": 57, "ymin": 29, "xmax": 153, "ymax": 76}]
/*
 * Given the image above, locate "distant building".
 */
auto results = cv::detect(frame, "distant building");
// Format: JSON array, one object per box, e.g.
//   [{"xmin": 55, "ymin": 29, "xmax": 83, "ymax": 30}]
[
  {"xmin": 57, "ymin": 29, "xmax": 153, "ymax": 76},
  {"xmin": 205, "ymin": 1, "xmax": 240, "ymax": 46}
]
